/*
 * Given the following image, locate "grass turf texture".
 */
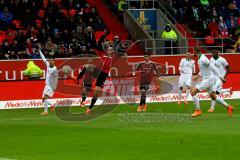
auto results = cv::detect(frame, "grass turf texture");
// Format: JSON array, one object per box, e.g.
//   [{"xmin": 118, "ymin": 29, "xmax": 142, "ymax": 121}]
[{"xmin": 0, "ymin": 100, "xmax": 239, "ymax": 160}]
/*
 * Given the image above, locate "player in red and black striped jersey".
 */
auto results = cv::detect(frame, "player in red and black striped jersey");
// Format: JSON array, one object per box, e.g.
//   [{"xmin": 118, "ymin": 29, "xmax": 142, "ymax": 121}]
[
  {"xmin": 86, "ymin": 45, "xmax": 120, "ymax": 115},
  {"xmin": 71, "ymin": 58, "xmax": 99, "ymax": 107},
  {"xmin": 135, "ymin": 54, "xmax": 158, "ymax": 112}
]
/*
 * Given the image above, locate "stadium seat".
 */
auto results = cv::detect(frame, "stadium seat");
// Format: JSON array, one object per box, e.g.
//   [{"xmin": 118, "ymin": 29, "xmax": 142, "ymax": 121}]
[
  {"xmin": 205, "ymin": 36, "xmax": 215, "ymax": 45},
  {"xmin": 69, "ymin": 9, "xmax": 77, "ymax": 17},
  {"xmin": 95, "ymin": 31, "xmax": 105, "ymax": 42},
  {"xmin": 38, "ymin": 9, "xmax": 46, "ymax": 19},
  {"xmin": 60, "ymin": 9, "xmax": 68, "ymax": 17}
]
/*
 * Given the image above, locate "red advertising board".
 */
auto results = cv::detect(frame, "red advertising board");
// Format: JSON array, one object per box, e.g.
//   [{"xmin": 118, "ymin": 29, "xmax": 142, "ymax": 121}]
[{"xmin": 0, "ymin": 54, "xmax": 239, "ymax": 81}]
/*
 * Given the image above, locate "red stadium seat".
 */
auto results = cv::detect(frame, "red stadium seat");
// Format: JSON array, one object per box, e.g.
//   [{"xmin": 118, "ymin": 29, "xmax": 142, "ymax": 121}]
[
  {"xmin": 95, "ymin": 31, "xmax": 105, "ymax": 42},
  {"xmin": 38, "ymin": 9, "xmax": 45, "ymax": 19},
  {"xmin": 12, "ymin": 20, "xmax": 22, "ymax": 29},
  {"xmin": 60, "ymin": 9, "xmax": 68, "ymax": 17},
  {"xmin": 205, "ymin": 36, "xmax": 215, "ymax": 45},
  {"xmin": 69, "ymin": 9, "xmax": 77, "ymax": 17}
]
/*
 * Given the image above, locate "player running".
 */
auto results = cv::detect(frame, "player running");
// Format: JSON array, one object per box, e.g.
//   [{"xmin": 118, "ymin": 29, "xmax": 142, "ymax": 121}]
[
  {"xmin": 71, "ymin": 57, "xmax": 99, "ymax": 107},
  {"xmin": 85, "ymin": 45, "xmax": 119, "ymax": 115},
  {"xmin": 39, "ymin": 49, "xmax": 58, "ymax": 115},
  {"xmin": 178, "ymin": 52, "xmax": 195, "ymax": 105},
  {"xmin": 135, "ymin": 54, "xmax": 158, "ymax": 112},
  {"xmin": 191, "ymin": 48, "xmax": 233, "ymax": 117},
  {"xmin": 208, "ymin": 50, "xmax": 232, "ymax": 112}
]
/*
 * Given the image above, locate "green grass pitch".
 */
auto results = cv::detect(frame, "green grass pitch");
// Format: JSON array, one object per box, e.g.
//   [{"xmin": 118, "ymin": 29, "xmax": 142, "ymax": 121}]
[{"xmin": 0, "ymin": 99, "xmax": 239, "ymax": 160}]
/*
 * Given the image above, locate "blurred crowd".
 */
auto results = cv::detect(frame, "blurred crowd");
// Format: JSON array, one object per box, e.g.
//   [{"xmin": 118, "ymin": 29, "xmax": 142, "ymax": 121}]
[{"xmin": 0, "ymin": 0, "xmax": 118, "ymax": 60}]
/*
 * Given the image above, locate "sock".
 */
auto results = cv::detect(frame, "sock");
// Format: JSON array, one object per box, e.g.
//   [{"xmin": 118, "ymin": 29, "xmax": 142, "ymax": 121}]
[
  {"xmin": 178, "ymin": 89, "xmax": 182, "ymax": 101},
  {"xmin": 89, "ymin": 97, "xmax": 98, "ymax": 109},
  {"xmin": 81, "ymin": 95, "xmax": 86, "ymax": 104},
  {"xmin": 221, "ymin": 88, "xmax": 230, "ymax": 93},
  {"xmin": 43, "ymin": 99, "xmax": 49, "ymax": 112},
  {"xmin": 140, "ymin": 94, "xmax": 146, "ymax": 106},
  {"xmin": 186, "ymin": 89, "xmax": 190, "ymax": 100},
  {"xmin": 192, "ymin": 96, "xmax": 200, "ymax": 110},
  {"xmin": 215, "ymin": 97, "xmax": 229, "ymax": 109},
  {"xmin": 211, "ymin": 100, "xmax": 216, "ymax": 110}
]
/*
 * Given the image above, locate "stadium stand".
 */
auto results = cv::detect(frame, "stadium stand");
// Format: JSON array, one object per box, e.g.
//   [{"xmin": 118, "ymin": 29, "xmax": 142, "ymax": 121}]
[{"xmin": 0, "ymin": 0, "xmax": 113, "ymax": 59}]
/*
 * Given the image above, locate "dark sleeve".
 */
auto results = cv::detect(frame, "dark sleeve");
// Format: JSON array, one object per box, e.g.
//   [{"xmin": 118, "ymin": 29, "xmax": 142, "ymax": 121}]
[{"xmin": 77, "ymin": 66, "xmax": 86, "ymax": 80}]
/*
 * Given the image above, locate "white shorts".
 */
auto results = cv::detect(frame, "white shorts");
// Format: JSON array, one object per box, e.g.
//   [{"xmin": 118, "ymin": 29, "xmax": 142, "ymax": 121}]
[
  {"xmin": 213, "ymin": 78, "xmax": 223, "ymax": 93},
  {"xmin": 179, "ymin": 75, "xmax": 192, "ymax": 88},
  {"xmin": 196, "ymin": 78, "xmax": 215, "ymax": 94},
  {"xmin": 42, "ymin": 85, "xmax": 54, "ymax": 98}
]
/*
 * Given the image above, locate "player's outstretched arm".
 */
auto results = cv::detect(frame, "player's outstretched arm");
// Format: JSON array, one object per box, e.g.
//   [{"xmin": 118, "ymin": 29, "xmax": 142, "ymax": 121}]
[{"xmin": 39, "ymin": 49, "xmax": 49, "ymax": 67}]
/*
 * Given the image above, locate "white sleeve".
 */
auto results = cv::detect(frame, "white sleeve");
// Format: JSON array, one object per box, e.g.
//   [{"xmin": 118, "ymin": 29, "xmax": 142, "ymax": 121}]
[
  {"xmin": 221, "ymin": 58, "xmax": 228, "ymax": 67},
  {"xmin": 179, "ymin": 59, "xmax": 183, "ymax": 71},
  {"xmin": 209, "ymin": 63, "xmax": 222, "ymax": 78},
  {"xmin": 202, "ymin": 56, "xmax": 210, "ymax": 66},
  {"xmin": 39, "ymin": 50, "xmax": 49, "ymax": 67}
]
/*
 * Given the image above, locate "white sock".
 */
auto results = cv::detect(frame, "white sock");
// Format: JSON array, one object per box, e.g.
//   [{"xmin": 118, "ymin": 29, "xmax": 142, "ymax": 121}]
[
  {"xmin": 44, "ymin": 100, "xmax": 48, "ymax": 112},
  {"xmin": 215, "ymin": 97, "xmax": 229, "ymax": 109},
  {"xmin": 178, "ymin": 89, "xmax": 182, "ymax": 101},
  {"xmin": 44, "ymin": 99, "xmax": 52, "ymax": 112},
  {"xmin": 221, "ymin": 88, "xmax": 230, "ymax": 93},
  {"xmin": 211, "ymin": 100, "xmax": 216, "ymax": 110},
  {"xmin": 192, "ymin": 95, "xmax": 200, "ymax": 110},
  {"xmin": 186, "ymin": 89, "xmax": 190, "ymax": 100}
]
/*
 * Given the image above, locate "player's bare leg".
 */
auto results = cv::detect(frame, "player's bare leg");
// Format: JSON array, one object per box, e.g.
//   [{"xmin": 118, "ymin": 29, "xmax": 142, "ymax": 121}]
[
  {"xmin": 191, "ymin": 87, "xmax": 202, "ymax": 117},
  {"xmin": 178, "ymin": 87, "xmax": 183, "ymax": 105},
  {"xmin": 86, "ymin": 86, "xmax": 101, "ymax": 115},
  {"xmin": 209, "ymin": 92, "xmax": 234, "ymax": 117}
]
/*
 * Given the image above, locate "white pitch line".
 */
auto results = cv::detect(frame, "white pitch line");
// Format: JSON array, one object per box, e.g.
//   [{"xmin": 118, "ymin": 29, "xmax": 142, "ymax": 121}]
[
  {"xmin": 0, "ymin": 113, "xmax": 238, "ymax": 122},
  {"xmin": 0, "ymin": 158, "xmax": 18, "ymax": 160}
]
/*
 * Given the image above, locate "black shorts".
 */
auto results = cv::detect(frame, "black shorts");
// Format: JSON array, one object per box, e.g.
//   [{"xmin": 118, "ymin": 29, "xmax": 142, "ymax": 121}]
[
  {"xmin": 96, "ymin": 71, "xmax": 108, "ymax": 87},
  {"xmin": 140, "ymin": 83, "xmax": 150, "ymax": 91},
  {"xmin": 82, "ymin": 83, "xmax": 92, "ymax": 92}
]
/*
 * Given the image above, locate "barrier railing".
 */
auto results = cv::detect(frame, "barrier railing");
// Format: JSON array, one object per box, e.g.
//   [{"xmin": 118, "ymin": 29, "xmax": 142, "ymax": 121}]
[{"xmin": 127, "ymin": 38, "xmax": 236, "ymax": 55}]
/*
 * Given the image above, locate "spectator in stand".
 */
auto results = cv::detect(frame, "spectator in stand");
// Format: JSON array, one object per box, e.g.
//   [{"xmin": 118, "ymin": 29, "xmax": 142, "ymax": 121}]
[
  {"xmin": 44, "ymin": 36, "xmax": 57, "ymax": 53},
  {"xmin": 118, "ymin": 0, "xmax": 127, "ymax": 20},
  {"xmin": 162, "ymin": 24, "xmax": 178, "ymax": 54},
  {"xmin": 75, "ymin": 25, "xmax": 85, "ymax": 46},
  {"xmin": 0, "ymin": 40, "xmax": 11, "ymax": 59},
  {"xmin": 226, "ymin": 16, "xmax": 238, "ymax": 35},
  {"xmin": 85, "ymin": 26, "xmax": 96, "ymax": 50},
  {"xmin": 69, "ymin": 38, "xmax": 81, "ymax": 54},
  {"xmin": 26, "ymin": 38, "xmax": 36, "ymax": 58},
  {"xmin": 208, "ymin": 18, "xmax": 219, "ymax": 37},
  {"xmin": 65, "ymin": 47, "xmax": 75, "ymax": 57},
  {"xmin": 218, "ymin": 16, "xmax": 228, "ymax": 37},
  {"xmin": 8, "ymin": 50, "xmax": 19, "ymax": 60},
  {"xmin": 0, "ymin": 6, "xmax": 13, "ymax": 30}
]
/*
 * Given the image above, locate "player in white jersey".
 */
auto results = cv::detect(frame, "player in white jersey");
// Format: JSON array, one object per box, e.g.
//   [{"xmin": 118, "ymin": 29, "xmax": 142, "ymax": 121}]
[
  {"xmin": 208, "ymin": 50, "xmax": 232, "ymax": 112},
  {"xmin": 178, "ymin": 52, "xmax": 195, "ymax": 105},
  {"xmin": 39, "ymin": 48, "xmax": 58, "ymax": 115},
  {"xmin": 190, "ymin": 48, "xmax": 233, "ymax": 117}
]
